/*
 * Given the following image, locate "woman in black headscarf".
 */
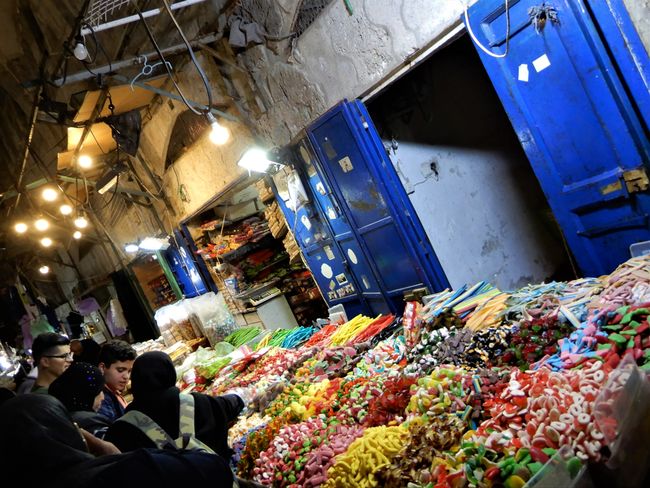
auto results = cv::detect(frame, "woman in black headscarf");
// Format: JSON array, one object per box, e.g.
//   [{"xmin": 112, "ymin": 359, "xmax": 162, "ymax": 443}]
[
  {"xmin": 49, "ymin": 361, "xmax": 111, "ymax": 437},
  {"xmin": 0, "ymin": 394, "xmax": 235, "ymax": 488},
  {"xmin": 104, "ymin": 351, "xmax": 244, "ymax": 458}
]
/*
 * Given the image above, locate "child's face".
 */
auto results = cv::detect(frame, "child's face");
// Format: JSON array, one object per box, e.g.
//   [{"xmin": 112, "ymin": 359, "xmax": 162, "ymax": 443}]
[{"xmin": 100, "ymin": 360, "xmax": 134, "ymax": 393}]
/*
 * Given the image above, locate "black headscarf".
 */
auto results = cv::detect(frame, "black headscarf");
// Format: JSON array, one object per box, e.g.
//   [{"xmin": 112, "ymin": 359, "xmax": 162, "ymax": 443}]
[
  {"xmin": 75, "ymin": 339, "xmax": 102, "ymax": 366},
  {"xmin": 50, "ymin": 362, "xmax": 106, "ymax": 412},
  {"xmin": 0, "ymin": 394, "xmax": 234, "ymax": 488},
  {"xmin": 130, "ymin": 351, "xmax": 177, "ymax": 397}
]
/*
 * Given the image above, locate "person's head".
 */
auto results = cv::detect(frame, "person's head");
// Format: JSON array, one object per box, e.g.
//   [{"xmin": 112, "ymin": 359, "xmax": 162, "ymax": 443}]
[
  {"xmin": 49, "ymin": 362, "xmax": 106, "ymax": 413},
  {"xmin": 32, "ymin": 332, "xmax": 72, "ymax": 379},
  {"xmin": 72, "ymin": 338, "xmax": 101, "ymax": 366},
  {"xmin": 98, "ymin": 340, "xmax": 136, "ymax": 393},
  {"xmin": 130, "ymin": 351, "xmax": 176, "ymax": 398}
]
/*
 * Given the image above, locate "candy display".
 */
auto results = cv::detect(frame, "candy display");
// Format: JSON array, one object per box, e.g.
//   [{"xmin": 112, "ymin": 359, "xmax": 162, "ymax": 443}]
[{"xmin": 178, "ymin": 255, "xmax": 650, "ymax": 487}]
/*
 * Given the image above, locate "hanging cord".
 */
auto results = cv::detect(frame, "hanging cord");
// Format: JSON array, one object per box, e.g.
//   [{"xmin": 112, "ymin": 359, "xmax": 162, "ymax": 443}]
[
  {"xmin": 463, "ymin": 0, "xmax": 511, "ymax": 58},
  {"xmin": 132, "ymin": 0, "xmax": 212, "ymax": 116}
]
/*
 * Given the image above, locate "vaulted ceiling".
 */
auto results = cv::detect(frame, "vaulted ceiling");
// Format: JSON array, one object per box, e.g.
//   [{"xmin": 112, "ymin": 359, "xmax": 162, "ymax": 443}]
[{"xmin": 0, "ymin": 0, "xmax": 232, "ymax": 285}]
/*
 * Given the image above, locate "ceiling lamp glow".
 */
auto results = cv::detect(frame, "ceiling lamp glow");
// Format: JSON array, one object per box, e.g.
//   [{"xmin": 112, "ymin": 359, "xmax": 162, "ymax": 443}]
[
  {"xmin": 139, "ymin": 237, "xmax": 170, "ymax": 251},
  {"xmin": 35, "ymin": 218, "xmax": 49, "ymax": 231},
  {"xmin": 39, "ymin": 265, "xmax": 50, "ymax": 275},
  {"xmin": 60, "ymin": 204, "xmax": 73, "ymax": 215},
  {"xmin": 78, "ymin": 155, "xmax": 93, "ymax": 169},
  {"xmin": 40, "ymin": 237, "xmax": 53, "ymax": 247},
  {"xmin": 73, "ymin": 231, "xmax": 82, "ymax": 239},
  {"xmin": 14, "ymin": 222, "xmax": 28, "ymax": 233},
  {"xmin": 42, "ymin": 187, "xmax": 58, "ymax": 201},
  {"xmin": 74, "ymin": 216, "xmax": 89, "ymax": 229},
  {"xmin": 207, "ymin": 113, "xmax": 230, "ymax": 145},
  {"xmin": 237, "ymin": 148, "xmax": 279, "ymax": 173},
  {"xmin": 124, "ymin": 243, "xmax": 139, "ymax": 253}
]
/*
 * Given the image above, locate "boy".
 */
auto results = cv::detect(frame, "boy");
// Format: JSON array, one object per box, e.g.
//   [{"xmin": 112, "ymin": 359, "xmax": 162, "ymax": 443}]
[
  {"xmin": 97, "ymin": 339, "xmax": 137, "ymax": 422},
  {"xmin": 29, "ymin": 332, "xmax": 73, "ymax": 394}
]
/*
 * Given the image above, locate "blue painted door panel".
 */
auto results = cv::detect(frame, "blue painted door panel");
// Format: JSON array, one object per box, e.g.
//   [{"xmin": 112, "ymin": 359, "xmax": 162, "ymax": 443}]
[
  {"xmin": 164, "ymin": 233, "xmax": 208, "ymax": 298},
  {"xmin": 307, "ymin": 101, "xmax": 449, "ymax": 312},
  {"xmin": 467, "ymin": 0, "xmax": 650, "ymax": 276},
  {"xmin": 270, "ymin": 157, "xmax": 379, "ymax": 316}
]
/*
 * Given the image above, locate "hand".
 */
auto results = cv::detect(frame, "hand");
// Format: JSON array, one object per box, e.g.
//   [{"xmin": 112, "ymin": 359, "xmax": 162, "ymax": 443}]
[{"xmin": 80, "ymin": 428, "xmax": 121, "ymax": 456}]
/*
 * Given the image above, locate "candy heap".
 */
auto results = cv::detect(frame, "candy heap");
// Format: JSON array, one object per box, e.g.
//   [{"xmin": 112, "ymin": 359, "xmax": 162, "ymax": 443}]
[{"xmin": 178, "ymin": 255, "xmax": 650, "ymax": 487}]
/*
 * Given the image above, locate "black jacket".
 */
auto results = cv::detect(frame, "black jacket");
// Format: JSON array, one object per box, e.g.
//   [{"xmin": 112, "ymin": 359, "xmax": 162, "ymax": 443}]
[{"xmin": 103, "ymin": 351, "xmax": 244, "ymax": 458}]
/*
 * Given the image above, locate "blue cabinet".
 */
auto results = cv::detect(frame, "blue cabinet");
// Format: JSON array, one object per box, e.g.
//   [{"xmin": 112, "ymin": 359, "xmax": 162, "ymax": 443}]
[
  {"xmin": 466, "ymin": 0, "xmax": 650, "ymax": 276},
  {"xmin": 273, "ymin": 101, "xmax": 449, "ymax": 317}
]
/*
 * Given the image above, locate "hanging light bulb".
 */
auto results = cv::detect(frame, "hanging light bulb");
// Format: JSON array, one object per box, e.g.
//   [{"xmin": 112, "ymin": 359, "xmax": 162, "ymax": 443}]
[
  {"xmin": 35, "ymin": 218, "xmax": 49, "ymax": 231},
  {"xmin": 40, "ymin": 237, "xmax": 53, "ymax": 247},
  {"xmin": 78, "ymin": 155, "xmax": 92, "ymax": 169},
  {"xmin": 14, "ymin": 222, "xmax": 28, "ymax": 233},
  {"xmin": 39, "ymin": 265, "xmax": 50, "ymax": 275},
  {"xmin": 42, "ymin": 187, "xmax": 58, "ymax": 201},
  {"xmin": 73, "ymin": 230, "xmax": 82, "ymax": 239},
  {"xmin": 207, "ymin": 113, "xmax": 230, "ymax": 145},
  {"xmin": 73, "ymin": 34, "xmax": 88, "ymax": 61},
  {"xmin": 60, "ymin": 204, "xmax": 73, "ymax": 215},
  {"xmin": 74, "ymin": 215, "xmax": 88, "ymax": 229}
]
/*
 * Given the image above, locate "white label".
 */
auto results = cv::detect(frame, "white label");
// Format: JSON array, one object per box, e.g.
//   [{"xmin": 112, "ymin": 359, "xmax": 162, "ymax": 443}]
[
  {"xmin": 321, "ymin": 263, "xmax": 333, "ymax": 279},
  {"xmin": 327, "ymin": 207, "xmax": 337, "ymax": 220},
  {"xmin": 518, "ymin": 64, "xmax": 529, "ymax": 82},
  {"xmin": 347, "ymin": 248, "xmax": 358, "ymax": 265},
  {"xmin": 338, "ymin": 156, "xmax": 353, "ymax": 173},
  {"xmin": 361, "ymin": 275, "xmax": 371, "ymax": 290},
  {"xmin": 316, "ymin": 182, "xmax": 326, "ymax": 195},
  {"xmin": 335, "ymin": 273, "xmax": 348, "ymax": 285},
  {"xmin": 324, "ymin": 245, "xmax": 335, "ymax": 260},
  {"xmin": 301, "ymin": 215, "xmax": 312, "ymax": 230},
  {"xmin": 533, "ymin": 54, "xmax": 551, "ymax": 73}
]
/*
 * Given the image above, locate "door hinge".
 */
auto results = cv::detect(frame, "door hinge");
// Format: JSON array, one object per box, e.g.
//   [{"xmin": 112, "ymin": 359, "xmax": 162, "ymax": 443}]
[{"xmin": 623, "ymin": 168, "xmax": 650, "ymax": 193}]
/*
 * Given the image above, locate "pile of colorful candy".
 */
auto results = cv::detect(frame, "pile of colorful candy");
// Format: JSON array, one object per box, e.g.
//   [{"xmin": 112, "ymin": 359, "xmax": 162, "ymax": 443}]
[{"xmin": 179, "ymin": 255, "xmax": 650, "ymax": 487}]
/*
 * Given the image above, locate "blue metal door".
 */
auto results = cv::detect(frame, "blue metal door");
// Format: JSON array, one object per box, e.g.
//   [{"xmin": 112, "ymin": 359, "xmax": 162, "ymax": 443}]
[
  {"xmin": 307, "ymin": 100, "xmax": 450, "ymax": 312},
  {"xmin": 164, "ymin": 231, "xmax": 208, "ymax": 298},
  {"xmin": 270, "ymin": 145, "xmax": 380, "ymax": 317},
  {"xmin": 466, "ymin": 0, "xmax": 650, "ymax": 276}
]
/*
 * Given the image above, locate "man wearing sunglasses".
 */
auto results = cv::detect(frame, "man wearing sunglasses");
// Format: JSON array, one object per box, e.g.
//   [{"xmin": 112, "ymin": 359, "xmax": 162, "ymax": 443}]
[{"xmin": 30, "ymin": 332, "xmax": 73, "ymax": 394}]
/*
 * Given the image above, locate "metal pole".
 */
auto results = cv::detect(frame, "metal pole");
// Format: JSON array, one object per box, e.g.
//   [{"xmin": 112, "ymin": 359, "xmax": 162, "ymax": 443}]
[
  {"xmin": 40, "ymin": 33, "xmax": 221, "ymax": 87},
  {"xmin": 81, "ymin": 0, "xmax": 209, "ymax": 36},
  {"xmin": 10, "ymin": 84, "xmax": 43, "ymax": 217},
  {"xmin": 111, "ymin": 74, "xmax": 237, "ymax": 121}
]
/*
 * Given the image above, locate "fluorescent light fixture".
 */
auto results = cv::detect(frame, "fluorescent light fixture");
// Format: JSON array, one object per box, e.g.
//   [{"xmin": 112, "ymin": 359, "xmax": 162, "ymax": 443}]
[
  {"xmin": 60, "ymin": 204, "xmax": 73, "ymax": 215},
  {"xmin": 39, "ymin": 265, "xmax": 49, "ymax": 275},
  {"xmin": 74, "ymin": 216, "xmax": 88, "ymax": 229},
  {"xmin": 42, "ymin": 187, "xmax": 58, "ymax": 201},
  {"xmin": 40, "ymin": 237, "xmax": 53, "ymax": 247},
  {"xmin": 73, "ymin": 231, "xmax": 82, "ymax": 239},
  {"xmin": 14, "ymin": 222, "xmax": 28, "ymax": 233},
  {"xmin": 96, "ymin": 162, "xmax": 127, "ymax": 195},
  {"xmin": 78, "ymin": 155, "xmax": 92, "ymax": 169},
  {"xmin": 35, "ymin": 218, "xmax": 49, "ymax": 231},
  {"xmin": 124, "ymin": 243, "xmax": 139, "ymax": 253},
  {"xmin": 206, "ymin": 113, "xmax": 230, "ymax": 145},
  {"xmin": 139, "ymin": 237, "xmax": 170, "ymax": 251},
  {"xmin": 237, "ymin": 148, "xmax": 280, "ymax": 173}
]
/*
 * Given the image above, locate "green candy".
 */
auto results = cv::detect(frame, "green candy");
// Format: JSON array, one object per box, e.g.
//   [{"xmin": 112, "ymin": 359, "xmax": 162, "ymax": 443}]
[
  {"xmin": 566, "ymin": 457, "xmax": 582, "ymax": 478},
  {"xmin": 528, "ymin": 462, "xmax": 544, "ymax": 475},
  {"xmin": 608, "ymin": 333, "xmax": 628, "ymax": 345}
]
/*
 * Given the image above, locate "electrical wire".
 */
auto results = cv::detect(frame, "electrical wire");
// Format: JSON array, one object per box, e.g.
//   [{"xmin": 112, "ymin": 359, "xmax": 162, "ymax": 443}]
[
  {"xmin": 85, "ymin": 22, "xmax": 113, "ymax": 73},
  {"xmin": 132, "ymin": 0, "xmax": 212, "ymax": 116},
  {"xmin": 463, "ymin": 0, "xmax": 511, "ymax": 59}
]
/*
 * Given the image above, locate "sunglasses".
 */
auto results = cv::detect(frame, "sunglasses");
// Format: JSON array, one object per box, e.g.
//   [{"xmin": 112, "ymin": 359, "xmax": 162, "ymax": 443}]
[{"xmin": 44, "ymin": 352, "xmax": 74, "ymax": 360}]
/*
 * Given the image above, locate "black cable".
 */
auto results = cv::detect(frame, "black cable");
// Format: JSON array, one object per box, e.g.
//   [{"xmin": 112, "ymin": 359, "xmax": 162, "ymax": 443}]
[
  {"xmin": 85, "ymin": 23, "xmax": 113, "ymax": 73},
  {"xmin": 132, "ymin": 0, "xmax": 211, "ymax": 116}
]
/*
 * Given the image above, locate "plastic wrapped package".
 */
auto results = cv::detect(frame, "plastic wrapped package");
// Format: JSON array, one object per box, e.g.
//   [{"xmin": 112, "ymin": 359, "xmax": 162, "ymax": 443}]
[
  {"xmin": 593, "ymin": 355, "xmax": 650, "ymax": 487},
  {"xmin": 154, "ymin": 301, "xmax": 195, "ymax": 346},
  {"xmin": 185, "ymin": 292, "xmax": 236, "ymax": 346}
]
